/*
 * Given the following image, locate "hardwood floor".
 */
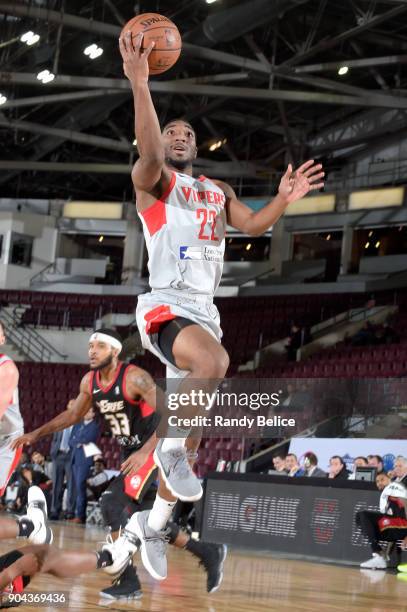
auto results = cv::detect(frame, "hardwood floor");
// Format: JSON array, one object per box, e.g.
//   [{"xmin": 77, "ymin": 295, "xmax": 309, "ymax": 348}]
[{"xmin": 0, "ymin": 522, "xmax": 404, "ymax": 611}]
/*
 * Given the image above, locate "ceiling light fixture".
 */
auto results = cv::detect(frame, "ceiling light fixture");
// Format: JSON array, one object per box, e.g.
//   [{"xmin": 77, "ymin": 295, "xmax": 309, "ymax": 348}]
[
  {"xmin": 20, "ymin": 31, "xmax": 40, "ymax": 46},
  {"xmin": 84, "ymin": 44, "xmax": 104, "ymax": 59},
  {"xmin": 37, "ymin": 70, "xmax": 55, "ymax": 84}
]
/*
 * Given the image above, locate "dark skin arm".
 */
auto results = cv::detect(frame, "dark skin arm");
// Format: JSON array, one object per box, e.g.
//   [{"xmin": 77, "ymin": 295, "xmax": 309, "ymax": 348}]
[
  {"xmin": 213, "ymin": 160, "xmax": 324, "ymax": 236},
  {"xmin": 0, "ymin": 553, "xmax": 39, "ymax": 591},
  {"xmin": 119, "ymin": 30, "xmax": 172, "ymax": 202},
  {"xmin": 10, "ymin": 373, "xmax": 93, "ymax": 451},
  {"xmin": 119, "ymin": 366, "xmax": 161, "ymax": 476}
]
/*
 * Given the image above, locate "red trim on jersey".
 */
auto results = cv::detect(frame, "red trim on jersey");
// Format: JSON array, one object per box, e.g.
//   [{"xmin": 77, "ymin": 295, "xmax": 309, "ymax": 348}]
[
  {"xmin": 140, "ymin": 172, "xmax": 176, "ymax": 237},
  {"xmin": 122, "ymin": 365, "xmax": 138, "ymax": 406},
  {"xmin": 389, "ymin": 496, "xmax": 406, "ymax": 509},
  {"xmin": 123, "ymin": 451, "xmax": 157, "ymax": 500},
  {"xmin": 0, "ymin": 447, "xmax": 22, "ymax": 496},
  {"xmin": 96, "ymin": 362, "xmax": 123, "ymax": 393},
  {"xmin": 378, "ymin": 516, "xmax": 407, "ymax": 531},
  {"xmin": 122, "ymin": 365, "xmax": 155, "ymax": 417},
  {"xmin": 144, "ymin": 304, "xmax": 176, "ymax": 335},
  {"xmin": 0, "ymin": 360, "xmax": 12, "ymax": 368},
  {"xmin": 12, "ymin": 575, "xmax": 24, "ymax": 594},
  {"xmin": 88, "ymin": 371, "xmax": 95, "ymax": 395}
]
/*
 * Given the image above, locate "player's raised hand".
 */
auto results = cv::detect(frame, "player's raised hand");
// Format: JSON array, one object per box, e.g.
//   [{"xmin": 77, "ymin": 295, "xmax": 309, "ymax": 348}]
[
  {"xmin": 278, "ymin": 160, "xmax": 324, "ymax": 204},
  {"xmin": 119, "ymin": 31, "xmax": 155, "ymax": 83}
]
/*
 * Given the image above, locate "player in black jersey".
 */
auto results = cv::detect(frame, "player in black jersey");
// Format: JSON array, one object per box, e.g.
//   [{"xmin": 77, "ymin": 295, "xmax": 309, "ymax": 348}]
[{"xmin": 11, "ymin": 329, "xmax": 226, "ymax": 599}]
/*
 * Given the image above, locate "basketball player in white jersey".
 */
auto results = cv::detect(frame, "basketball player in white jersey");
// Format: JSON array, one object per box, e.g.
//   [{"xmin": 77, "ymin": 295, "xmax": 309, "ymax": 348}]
[
  {"xmin": 117, "ymin": 31, "xmax": 325, "ymax": 579},
  {"xmin": 0, "ymin": 320, "xmax": 25, "ymax": 498}
]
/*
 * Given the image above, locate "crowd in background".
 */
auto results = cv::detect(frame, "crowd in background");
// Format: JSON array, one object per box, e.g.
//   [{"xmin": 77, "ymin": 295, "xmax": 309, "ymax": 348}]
[
  {"xmin": 271, "ymin": 452, "xmax": 407, "ymax": 490},
  {"xmin": 0, "ymin": 404, "xmax": 111, "ymax": 523}
]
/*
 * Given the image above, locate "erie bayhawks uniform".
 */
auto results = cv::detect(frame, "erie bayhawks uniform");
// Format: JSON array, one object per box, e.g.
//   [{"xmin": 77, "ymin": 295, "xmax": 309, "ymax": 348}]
[
  {"xmin": 136, "ymin": 171, "xmax": 227, "ymax": 375},
  {"xmin": 89, "ymin": 361, "xmax": 160, "ymax": 529},
  {"xmin": 0, "ymin": 354, "xmax": 24, "ymax": 496}
]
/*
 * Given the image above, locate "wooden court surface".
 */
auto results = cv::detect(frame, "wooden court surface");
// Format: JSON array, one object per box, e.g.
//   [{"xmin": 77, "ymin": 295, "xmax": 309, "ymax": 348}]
[{"xmin": 0, "ymin": 521, "xmax": 405, "ymax": 611}]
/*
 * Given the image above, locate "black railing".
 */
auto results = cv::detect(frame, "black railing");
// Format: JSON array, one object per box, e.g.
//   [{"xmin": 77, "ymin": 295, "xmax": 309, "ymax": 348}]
[{"xmin": 0, "ymin": 308, "xmax": 67, "ymax": 362}]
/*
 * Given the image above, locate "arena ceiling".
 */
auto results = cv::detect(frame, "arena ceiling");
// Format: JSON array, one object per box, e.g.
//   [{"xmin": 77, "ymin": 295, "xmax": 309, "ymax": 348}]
[{"xmin": 1, "ymin": 0, "xmax": 407, "ymax": 201}]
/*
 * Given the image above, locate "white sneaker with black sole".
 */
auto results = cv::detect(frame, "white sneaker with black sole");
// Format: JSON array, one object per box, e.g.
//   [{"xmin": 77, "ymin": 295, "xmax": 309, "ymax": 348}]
[
  {"xmin": 19, "ymin": 486, "xmax": 53, "ymax": 545},
  {"xmin": 101, "ymin": 526, "xmax": 139, "ymax": 576}
]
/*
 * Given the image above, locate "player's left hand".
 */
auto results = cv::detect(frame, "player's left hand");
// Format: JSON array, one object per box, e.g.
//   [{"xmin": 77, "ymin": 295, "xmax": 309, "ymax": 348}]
[
  {"xmin": 278, "ymin": 160, "xmax": 324, "ymax": 204},
  {"xmin": 401, "ymin": 537, "xmax": 407, "ymax": 550},
  {"xmin": 120, "ymin": 449, "xmax": 150, "ymax": 476}
]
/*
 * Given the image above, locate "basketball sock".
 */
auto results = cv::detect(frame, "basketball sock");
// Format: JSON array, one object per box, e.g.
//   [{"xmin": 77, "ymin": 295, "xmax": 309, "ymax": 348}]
[
  {"xmin": 185, "ymin": 537, "xmax": 205, "ymax": 559},
  {"xmin": 147, "ymin": 494, "xmax": 176, "ymax": 532},
  {"xmin": 162, "ymin": 437, "xmax": 186, "ymax": 452},
  {"xmin": 17, "ymin": 517, "xmax": 34, "ymax": 539},
  {"xmin": 95, "ymin": 549, "xmax": 114, "ymax": 569}
]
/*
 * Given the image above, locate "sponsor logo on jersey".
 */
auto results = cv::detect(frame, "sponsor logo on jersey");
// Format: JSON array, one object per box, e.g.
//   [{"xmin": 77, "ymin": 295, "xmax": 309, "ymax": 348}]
[
  {"xmin": 96, "ymin": 399, "xmax": 125, "ymax": 414},
  {"xmin": 117, "ymin": 434, "xmax": 142, "ymax": 447},
  {"xmin": 180, "ymin": 246, "xmax": 223, "ymax": 263}
]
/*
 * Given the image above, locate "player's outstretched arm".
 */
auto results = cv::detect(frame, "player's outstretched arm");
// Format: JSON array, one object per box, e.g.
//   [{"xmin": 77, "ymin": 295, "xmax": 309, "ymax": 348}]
[
  {"xmin": 10, "ymin": 374, "xmax": 93, "ymax": 450},
  {"xmin": 119, "ymin": 31, "xmax": 172, "ymax": 200},
  {"xmin": 219, "ymin": 160, "xmax": 324, "ymax": 236},
  {"xmin": 0, "ymin": 361, "xmax": 19, "ymax": 419}
]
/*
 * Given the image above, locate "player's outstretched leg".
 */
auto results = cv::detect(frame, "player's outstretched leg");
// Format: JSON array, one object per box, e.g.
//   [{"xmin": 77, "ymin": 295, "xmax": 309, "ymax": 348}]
[
  {"xmin": 17, "ymin": 486, "xmax": 53, "ymax": 545},
  {"xmin": 154, "ymin": 323, "xmax": 229, "ymax": 503}
]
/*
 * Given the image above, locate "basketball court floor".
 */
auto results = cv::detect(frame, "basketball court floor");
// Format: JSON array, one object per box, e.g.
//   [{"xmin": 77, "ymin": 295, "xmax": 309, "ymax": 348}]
[{"xmin": 0, "ymin": 521, "xmax": 403, "ymax": 611}]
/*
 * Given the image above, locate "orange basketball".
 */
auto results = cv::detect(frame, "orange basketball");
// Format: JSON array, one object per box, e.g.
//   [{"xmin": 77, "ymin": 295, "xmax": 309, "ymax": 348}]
[{"xmin": 121, "ymin": 13, "xmax": 182, "ymax": 75}]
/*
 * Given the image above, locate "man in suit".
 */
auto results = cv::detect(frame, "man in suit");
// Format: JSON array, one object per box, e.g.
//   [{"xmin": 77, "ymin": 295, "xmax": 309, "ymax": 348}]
[
  {"xmin": 69, "ymin": 407, "xmax": 100, "ymax": 524},
  {"xmin": 303, "ymin": 452, "xmax": 326, "ymax": 478},
  {"xmin": 49, "ymin": 400, "xmax": 76, "ymax": 520}
]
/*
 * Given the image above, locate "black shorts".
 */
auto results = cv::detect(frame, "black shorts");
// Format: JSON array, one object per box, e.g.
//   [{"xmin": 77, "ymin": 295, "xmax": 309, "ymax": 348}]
[
  {"xmin": 99, "ymin": 454, "xmax": 158, "ymax": 532},
  {"xmin": 0, "ymin": 548, "xmax": 31, "ymax": 591}
]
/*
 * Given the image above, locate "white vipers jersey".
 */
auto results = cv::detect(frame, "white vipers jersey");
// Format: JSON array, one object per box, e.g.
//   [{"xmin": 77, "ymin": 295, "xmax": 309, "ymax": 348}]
[
  {"xmin": 0, "ymin": 354, "xmax": 23, "ymax": 438},
  {"xmin": 138, "ymin": 172, "xmax": 227, "ymax": 296}
]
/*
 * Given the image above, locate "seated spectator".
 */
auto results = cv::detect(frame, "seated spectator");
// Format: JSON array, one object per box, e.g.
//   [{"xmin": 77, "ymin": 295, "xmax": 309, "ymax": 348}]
[
  {"xmin": 285, "ymin": 453, "xmax": 302, "ymax": 477},
  {"xmin": 357, "ymin": 478, "xmax": 407, "ymax": 570},
  {"xmin": 272, "ymin": 454, "xmax": 287, "ymax": 473},
  {"xmin": 303, "ymin": 452, "xmax": 326, "ymax": 478},
  {"xmin": 12, "ymin": 465, "xmax": 52, "ymax": 514},
  {"xmin": 351, "ymin": 321, "xmax": 377, "ymax": 347},
  {"xmin": 368, "ymin": 454, "xmax": 385, "ymax": 475},
  {"xmin": 31, "ymin": 452, "xmax": 46, "ymax": 474},
  {"xmin": 87, "ymin": 458, "xmax": 110, "ymax": 501},
  {"xmin": 328, "ymin": 455, "xmax": 350, "ymax": 479},
  {"xmin": 392, "ymin": 456, "xmax": 407, "ymax": 485},
  {"xmin": 375, "ymin": 321, "xmax": 399, "ymax": 345},
  {"xmin": 348, "ymin": 456, "xmax": 369, "ymax": 480},
  {"xmin": 376, "ymin": 472, "xmax": 391, "ymax": 491}
]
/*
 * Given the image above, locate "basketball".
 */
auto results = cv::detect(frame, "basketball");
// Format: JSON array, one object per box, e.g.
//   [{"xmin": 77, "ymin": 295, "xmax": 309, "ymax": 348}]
[{"xmin": 121, "ymin": 13, "xmax": 182, "ymax": 75}]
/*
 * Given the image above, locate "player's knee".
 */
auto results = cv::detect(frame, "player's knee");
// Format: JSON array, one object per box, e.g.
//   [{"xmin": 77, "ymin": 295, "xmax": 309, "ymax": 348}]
[{"xmin": 193, "ymin": 347, "xmax": 229, "ymax": 379}]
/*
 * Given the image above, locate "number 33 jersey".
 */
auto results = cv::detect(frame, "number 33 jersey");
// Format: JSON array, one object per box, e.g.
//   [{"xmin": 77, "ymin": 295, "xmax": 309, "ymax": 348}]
[
  {"xmin": 90, "ymin": 362, "xmax": 159, "ymax": 456},
  {"xmin": 138, "ymin": 172, "xmax": 227, "ymax": 296}
]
